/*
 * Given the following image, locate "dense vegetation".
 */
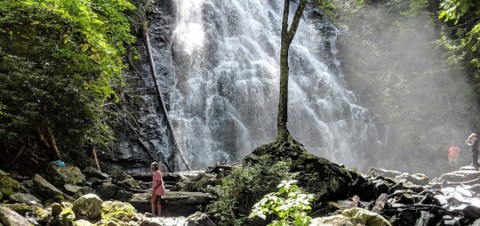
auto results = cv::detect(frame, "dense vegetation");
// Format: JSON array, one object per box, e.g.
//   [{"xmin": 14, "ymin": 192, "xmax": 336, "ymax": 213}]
[{"xmin": 0, "ymin": 0, "xmax": 145, "ymax": 171}]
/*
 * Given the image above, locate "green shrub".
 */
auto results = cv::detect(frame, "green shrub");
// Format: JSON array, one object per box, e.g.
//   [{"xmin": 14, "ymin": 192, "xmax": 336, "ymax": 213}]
[
  {"xmin": 249, "ymin": 180, "xmax": 314, "ymax": 226},
  {"xmin": 207, "ymin": 158, "xmax": 293, "ymax": 226}
]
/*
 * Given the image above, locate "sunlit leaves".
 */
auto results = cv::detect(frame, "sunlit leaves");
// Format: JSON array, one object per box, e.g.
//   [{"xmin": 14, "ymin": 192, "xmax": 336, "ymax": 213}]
[
  {"xmin": 439, "ymin": 0, "xmax": 472, "ymax": 24},
  {"xmin": 0, "ymin": 0, "xmax": 136, "ymax": 158},
  {"xmin": 249, "ymin": 180, "xmax": 314, "ymax": 226}
]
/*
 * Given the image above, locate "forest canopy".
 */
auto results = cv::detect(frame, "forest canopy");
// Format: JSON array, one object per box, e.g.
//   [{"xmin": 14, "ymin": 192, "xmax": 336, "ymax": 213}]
[{"xmin": 0, "ymin": 0, "xmax": 136, "ymax": 167}]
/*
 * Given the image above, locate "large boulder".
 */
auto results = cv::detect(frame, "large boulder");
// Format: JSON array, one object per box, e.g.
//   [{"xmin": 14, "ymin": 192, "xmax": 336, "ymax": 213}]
[
  {"xmin": 32, "ymin": 174, "xmax": 65, "ymax": 201},
  {"xmin": 8, "ymin": 193, "xmax": 43, "ymax": 207},
  {"xmin": 72, "ymin": 194, "xmax": 103, "ymax": 220},
  {"xmin": 311, "ymin": 215, "xmax": 354, "ymax": 226},
  {"xmin": 101, "ymin": 201, "xmax": 136, "ymax": 222},
  {"xmin": 342, "ymin": 208, "xmax": 391, "ymax": 226},
  {"xmin": 130, "ymin": 191, "xmax": 213, "ymax": 217},
  {"xmin": 244, "ymin": 143, "xmax": 375, "ymax": 202},
  {"xmin": 46, "ymin": 164, "xmax": 86, "ymax": 188},
  {"xmin": 0, "ymin": 206, "xmax": 32, "ymax": 226},
  {"xmin": 186, "ymin": 211, "xmax": 216, "ymax": 226},
  {"xmin": 0, "ymin": 174, "xmax": 20, "ymax": 199}
]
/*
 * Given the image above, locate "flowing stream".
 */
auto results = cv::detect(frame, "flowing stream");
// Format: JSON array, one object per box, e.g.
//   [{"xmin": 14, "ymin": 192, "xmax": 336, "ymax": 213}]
[{"xmin": 154, "ymin": 0, "xmax": 382, "ymax": 169}]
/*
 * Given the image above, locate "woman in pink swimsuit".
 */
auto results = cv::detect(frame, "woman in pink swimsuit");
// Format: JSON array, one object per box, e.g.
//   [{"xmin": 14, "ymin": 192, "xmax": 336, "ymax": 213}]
[{"xmin": 150, "ymin": 162, "xmax": 165, "ymax": 216}]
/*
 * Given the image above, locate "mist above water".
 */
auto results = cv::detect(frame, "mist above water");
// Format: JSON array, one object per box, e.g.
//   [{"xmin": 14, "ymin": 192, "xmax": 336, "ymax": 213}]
[
  {"xmin": 339, "ymin": 5, "xmax": 480, "ymax": 176},
  {"xmin": 164, "ymin": 0, "xmax": 382, "ymax": 170}
]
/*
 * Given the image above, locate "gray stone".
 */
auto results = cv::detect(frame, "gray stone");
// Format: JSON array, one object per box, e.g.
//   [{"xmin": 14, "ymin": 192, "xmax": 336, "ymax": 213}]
[
  {"xmin": 32, "ymin": 174, "xmax": 64, "ymax": 200},
  {"xmin": 63, "ymin": 184, "xmax": 82, "ymax": 196},
  {"xmin": 95, "ymin": 182, "xmax": 119, "ymax": 200},
  {"xmin": 311, "ymin": 215, "xmax": 354, "ymax": 226},
  {"xmin": 186, "ymin": 211, "xmax": 216, "ymax": 226},
  {"xmin": 46, "ymin": 164, "xmax": 86, "ymax": 187},
  {"xmin": 51, "ymin": 202, "xmax": 62, "ymax": 216},
  {"xmin": 8, "ymin": 193, "xmax": 43, "ymax": 207},
  {"xmin": 130, "ymin": 191, "xmax": 213, "ymax": 217},
  {"xmin": 72, "ymin": 194, "xmax": 103, "ymax": 220},
  {"xmin": 0, "ymin": 206, "xmax": 32, "ymax": 226}
]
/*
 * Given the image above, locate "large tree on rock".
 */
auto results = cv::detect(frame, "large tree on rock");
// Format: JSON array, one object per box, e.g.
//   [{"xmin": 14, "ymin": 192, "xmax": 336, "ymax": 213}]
[
  {"xmin": 277, "ymin": 0, "xmax": 307, "ymax": 143},
  {"xmin": 250, "ymin": 0, "xmax": 307, "ymax": 158}
]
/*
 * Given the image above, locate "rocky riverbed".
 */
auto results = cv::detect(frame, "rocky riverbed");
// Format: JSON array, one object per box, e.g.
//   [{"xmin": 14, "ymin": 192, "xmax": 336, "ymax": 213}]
[{"xmin": 1, "ymin": 161, "xmax": 480, "ymax": 226}]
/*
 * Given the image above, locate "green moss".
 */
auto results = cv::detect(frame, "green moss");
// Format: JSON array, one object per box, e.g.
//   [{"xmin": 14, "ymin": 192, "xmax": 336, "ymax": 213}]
[
  {"xmin": 101, "ymin": 201, "xmax": 136, "ymax": 222},
  {"xmin": 1, "ymin": 203, "xmax": 49, "ymax": 224},
  {"xmin": 0, "ymin": 174, "xmax": 20, "ymax": 196}
]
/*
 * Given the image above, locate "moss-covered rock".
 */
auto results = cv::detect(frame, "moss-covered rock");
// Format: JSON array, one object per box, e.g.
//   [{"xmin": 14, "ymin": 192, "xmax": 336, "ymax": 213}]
[
  {"xmin": 0, "ymin": 203, "xmax": 49, "ymax": 224},
  {"xmin": 101, "ymin": 201, "xmax": 136, "ymax": 222},
  {"xmin": 243, "ymin": 139, "xmax": 375, "ymax": 203},
  {"xmin": 0, "ymin": 174, "xmax": 20, "ymax": 197},
  {"xmin": 46, "ymin": 164, "xmax": 86, "ymax": 188},
  {"xmin": 72, "ymin": 194, "xmax": 103, "ymax": 220}
]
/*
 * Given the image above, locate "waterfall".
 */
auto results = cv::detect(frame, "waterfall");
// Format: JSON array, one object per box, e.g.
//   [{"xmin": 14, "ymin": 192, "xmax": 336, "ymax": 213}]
[{"xmin": 155, "ymin": 0, "xmax": 382, "ymax": 170}]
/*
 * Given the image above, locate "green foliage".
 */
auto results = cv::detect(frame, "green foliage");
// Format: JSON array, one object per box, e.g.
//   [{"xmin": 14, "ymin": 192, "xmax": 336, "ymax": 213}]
[
  {"xmin": 439, "ymin": 0, "xmax": 480, "ymax": 94},
  {"xmin": 207, "ymin": 159, "xmax": 293, "ymax": 226},
  {"xmin": 439, "ymin": 0, "xmax": 472, "ymax": 24},
  {"xmin": 0, "ymin": 0, "xmax": 137, "ymax": 165},
  {"xmin": 249, "ymin": 180, "xmax": 314, "ymax": 226}
]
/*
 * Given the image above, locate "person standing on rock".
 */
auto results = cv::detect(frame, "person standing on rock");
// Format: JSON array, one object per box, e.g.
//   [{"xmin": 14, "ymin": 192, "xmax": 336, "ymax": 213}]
[
  {"xmin": 447, "ymin": 142, "xmax": 460, "ymax": 171},
  {"xmin": 466, "ymin": 133, "xmax": 479, "ymax": 170},
  {"xmin": 151, "ymin": 162, "xmax": 165, "ymax": 216}
]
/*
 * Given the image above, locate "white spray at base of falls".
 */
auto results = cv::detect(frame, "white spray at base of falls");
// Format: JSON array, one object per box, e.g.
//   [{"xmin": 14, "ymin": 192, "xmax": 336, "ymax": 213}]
[{"xmin": 166, "ymin": 0, "xmax": 382, "ymax": 169}]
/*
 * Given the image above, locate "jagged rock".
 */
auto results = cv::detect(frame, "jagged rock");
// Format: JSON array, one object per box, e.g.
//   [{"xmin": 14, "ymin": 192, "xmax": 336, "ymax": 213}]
[
  {"xmin": 186, "ymin": 211, "xmax": 216, "ymax": 226},
  {"xmin": 440, "ymin": 170, "xmax": 480, "ymax": 183},
  {"xmin": 130, "ymin": 191, "xmax": 213, "ymax": 217},
  {"xmin": 52, "ymin": 203, "xmax": 62, "ymax": 216},
  {"xmin": 368, "ymin": 168, "xmax": 402, "ymax": 178},
  {"xmin": 311, "ymin": 215, "xmax": 354, "ymax": 226},
  {"xmin": 9, "ymin": 193, "xmax": 43, "ymax": 207},
  {"xmin": 462, "ymin": 205, "xmax": 480, "ymax": 220},
  {"xmin": 114, "ymin": 189, "xmax": 133, "ymax": 202},
  {"xmin": 46, "ymin": 164, "xmax": 86, "ymax": 187},
  {"xmin": 32, "ymin": 174, "xmax": 65, "ymax": 201},
  {"xmin": 101, "ymin": 201, "xmax": 136, "ymax": 222},
  {"xmin": 110, "ymin": 168, "xmax": 132, "ymax": 182},
  {"xmin": 139, "ymin": 218, "xmax": 163, "ymax": 226},
  {"xmin": 63, "ymin": 184, "xmax": 82, "ymax": 196},
  {"xmin": 119, "ymin": 177, "xmax": 141, "ymax": 189},
  {"xmin": 95, "ymin": 182, "xmax": 120, "ymax": 200},
  {"xmin": 190, "ymin": 173, "xmax": 217, "ymax": 193},
  {"xmin": 342, "ymin": 208, "xmax": 392, "ymax": 226},
  {"xmin": 396, "ymin": 173, "xmax": 429, "ymax": 186},
  {"xmin": 74, "ymin": 219, "xmax": 94, "ymax": 226},
  {"xmin": 0, "ymin": 203, "xmax": 49, "ymax": 225},
  {"xmin": 72, "ymin": 194, "xmax": 103, "ymax": 220},
  {"xmin": 82, "ymin": 167, "xmax": 109, "ymax": 180},
  {"xmin": 0, "ymin": 174, "xmax": 20, "ymax": 198},
  {"xmin": 0, "ymin": 206, "xmax": 32, "ymax": 226}
]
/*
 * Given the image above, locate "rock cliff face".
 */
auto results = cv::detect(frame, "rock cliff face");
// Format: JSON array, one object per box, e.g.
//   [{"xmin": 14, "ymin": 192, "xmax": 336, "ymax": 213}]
[{"xmin": 105, "ymin": 0, "xmax": 180, "ymax": 173}]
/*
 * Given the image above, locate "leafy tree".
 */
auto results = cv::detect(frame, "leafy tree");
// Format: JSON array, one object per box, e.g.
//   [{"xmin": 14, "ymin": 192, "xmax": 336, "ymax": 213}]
[{"xmin": 0, "ymin": 0, "xmax": 135, "ymax": 169}]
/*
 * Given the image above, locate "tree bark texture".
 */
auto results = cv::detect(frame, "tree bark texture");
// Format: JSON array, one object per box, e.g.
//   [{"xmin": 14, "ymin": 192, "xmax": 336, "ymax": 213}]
[{"xmin": 276, "ymin": 0, "xmax": 307, "ymax": 142}]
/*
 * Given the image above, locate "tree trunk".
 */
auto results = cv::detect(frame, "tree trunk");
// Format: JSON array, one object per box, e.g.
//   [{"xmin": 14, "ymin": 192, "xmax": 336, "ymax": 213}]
[
  {"xmin": 143, "ymin": 24, "xmax": 191, "ymax": 171},
  {"xmin": 276, "ymin": 0, "xmax": 307, "ymax": 142}
]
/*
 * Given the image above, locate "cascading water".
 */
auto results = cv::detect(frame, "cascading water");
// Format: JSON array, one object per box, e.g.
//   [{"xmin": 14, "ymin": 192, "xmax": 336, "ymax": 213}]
[{"xmin": 160, "ymin": 0, "xmax": 382, "ymax": 170}]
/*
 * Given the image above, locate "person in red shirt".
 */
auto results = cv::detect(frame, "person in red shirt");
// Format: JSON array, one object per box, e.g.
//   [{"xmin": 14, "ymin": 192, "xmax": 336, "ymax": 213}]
[
  {"xmin": 448, "ymin": 142, "xmax": 460, "ymax": 171},
  {"xmin": 150, "ymin": 162, "xmax": 165, "ymax": 216}
]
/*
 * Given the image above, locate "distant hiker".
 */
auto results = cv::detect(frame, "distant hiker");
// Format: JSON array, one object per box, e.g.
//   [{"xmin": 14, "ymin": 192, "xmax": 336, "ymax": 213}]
[
  {"xmin": 447, "ymin": 142, "xmax": 460, "ymax": 171},
  {"xmin": 150, "ymin": 162, "xmax": 165, "ymax": 217},
  {"xmin": 466, "ymin": 133, "xmax": 479, "ymax": 170}
]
